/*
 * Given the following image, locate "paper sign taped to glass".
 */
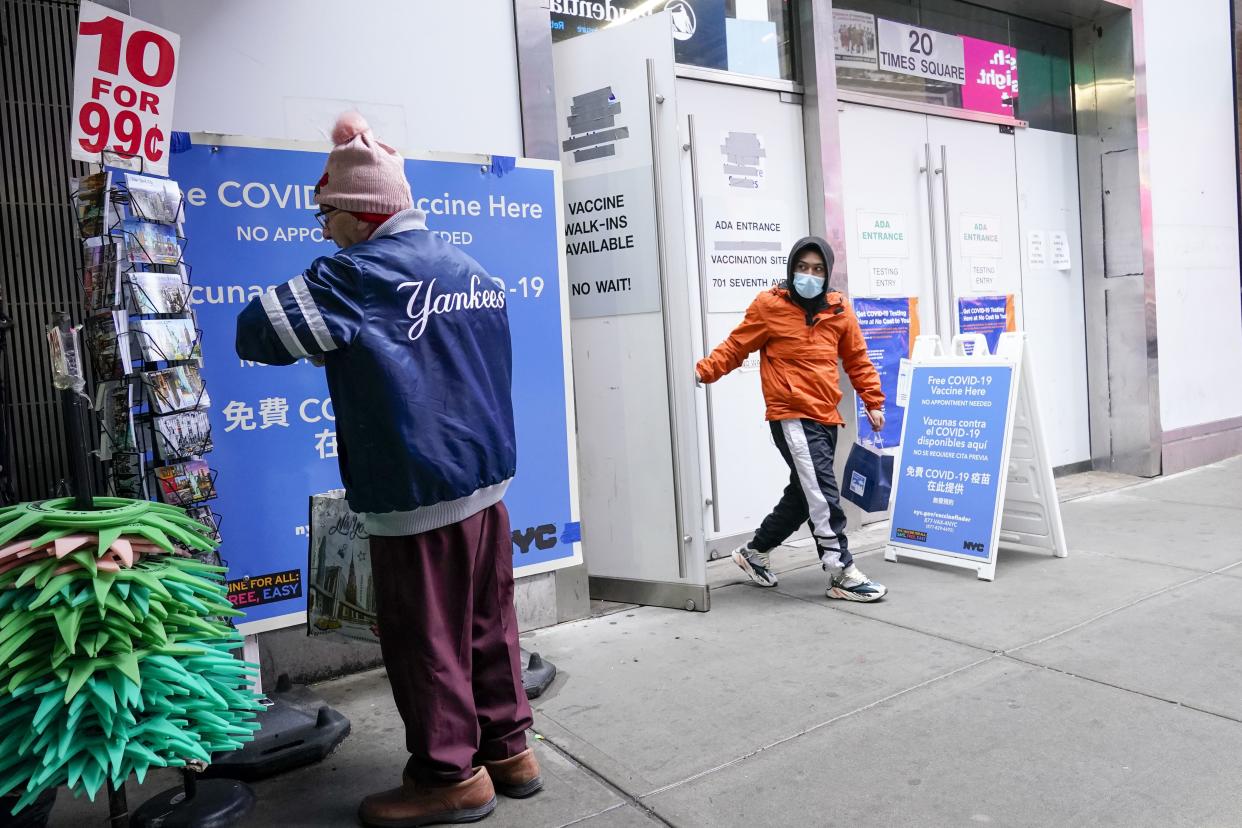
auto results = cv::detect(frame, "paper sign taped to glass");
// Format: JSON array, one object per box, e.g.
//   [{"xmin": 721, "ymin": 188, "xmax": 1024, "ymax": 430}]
[{"xmin": 307, "ymin": 490, "xmax": 378, "ymax": 644}]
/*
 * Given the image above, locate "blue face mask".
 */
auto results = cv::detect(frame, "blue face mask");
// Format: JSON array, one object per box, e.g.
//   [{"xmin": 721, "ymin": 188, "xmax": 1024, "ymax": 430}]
[{"xmin": 792, "ymin": 273, "xmax": 825, "ymax": 299}]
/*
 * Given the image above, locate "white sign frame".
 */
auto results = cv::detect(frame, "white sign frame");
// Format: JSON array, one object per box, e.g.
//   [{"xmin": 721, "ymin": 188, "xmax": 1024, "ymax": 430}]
[{"xmin": 885, "ymin": 332, "xmax": 1068, "ymax": 580}]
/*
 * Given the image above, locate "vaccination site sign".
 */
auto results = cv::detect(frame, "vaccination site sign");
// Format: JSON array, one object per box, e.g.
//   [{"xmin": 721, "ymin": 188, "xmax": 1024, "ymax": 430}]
[{"xmin": 172, "ymin": 137, "xmax": 580, "ymax": 633}]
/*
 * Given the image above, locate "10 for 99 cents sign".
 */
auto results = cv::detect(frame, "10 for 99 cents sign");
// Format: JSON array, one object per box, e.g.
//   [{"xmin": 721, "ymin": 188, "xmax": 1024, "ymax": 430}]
[{"xmin": 71, "ymin": 0, "xmax": 180, "ymax": 175}]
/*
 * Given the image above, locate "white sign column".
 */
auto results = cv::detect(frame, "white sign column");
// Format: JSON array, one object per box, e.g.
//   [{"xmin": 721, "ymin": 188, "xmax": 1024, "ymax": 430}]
[{"xmin": 553, "ymin": 14, "xmax": 707, "ymax": 610}]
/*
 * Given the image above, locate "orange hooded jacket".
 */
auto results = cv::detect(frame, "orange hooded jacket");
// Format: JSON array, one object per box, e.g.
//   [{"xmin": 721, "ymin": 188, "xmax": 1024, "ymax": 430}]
[{"xmin": 696, "ymin": 285, "xmax": 884, "ymax": 426}]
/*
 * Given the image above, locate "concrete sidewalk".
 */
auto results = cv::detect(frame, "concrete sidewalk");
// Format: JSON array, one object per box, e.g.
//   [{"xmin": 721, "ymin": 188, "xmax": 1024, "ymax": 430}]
[{"xmin": 52, "ymin": 458, "xmax": 1242, "ymax": 826}]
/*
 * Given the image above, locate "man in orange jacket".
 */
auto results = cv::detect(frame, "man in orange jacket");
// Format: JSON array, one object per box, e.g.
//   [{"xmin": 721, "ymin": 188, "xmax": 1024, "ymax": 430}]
[{"xmin": 696, "ymin": 236, "xmax": 888, "ymax": 602}]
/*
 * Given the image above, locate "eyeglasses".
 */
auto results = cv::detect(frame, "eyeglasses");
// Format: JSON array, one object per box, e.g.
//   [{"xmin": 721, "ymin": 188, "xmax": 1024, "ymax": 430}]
[
  {"xmin": 793, "ymin": 261, "xmax": 827, "ymax": 276},
  {"xmin": 313, "ymin": 206, "xmax": 338, "ymax": 229}
]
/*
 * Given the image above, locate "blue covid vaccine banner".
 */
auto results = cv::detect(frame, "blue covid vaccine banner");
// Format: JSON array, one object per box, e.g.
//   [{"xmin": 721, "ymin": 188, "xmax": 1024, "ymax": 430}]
[
  {"xmin": 889, "ymin": 364, "xmax": 1013, "ymax": 559},
  {"xmin": 853, "ymin": 297, "xmax": 918, "ymax": 447},
  {"xmin": 171, "ymin": 142, "xmax": 577, "ymax": 631}
]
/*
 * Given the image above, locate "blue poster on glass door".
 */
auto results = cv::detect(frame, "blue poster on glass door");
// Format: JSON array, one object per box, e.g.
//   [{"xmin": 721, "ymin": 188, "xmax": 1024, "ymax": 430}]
[{"xmin": 853, "ymin": 297, "xmax": 918, "ymax": 447}]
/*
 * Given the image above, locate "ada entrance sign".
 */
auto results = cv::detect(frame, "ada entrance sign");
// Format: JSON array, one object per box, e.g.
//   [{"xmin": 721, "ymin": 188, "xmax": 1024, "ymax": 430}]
[{"xmin": 886, "ymin": 332, "xmax": 1067, "ymax": 580}]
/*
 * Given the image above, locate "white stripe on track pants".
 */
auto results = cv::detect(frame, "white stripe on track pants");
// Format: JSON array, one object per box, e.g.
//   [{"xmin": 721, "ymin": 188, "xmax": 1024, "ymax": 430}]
[{"xmin": 750, "ymin": 418, "xmax": 852, "ymax": 570}]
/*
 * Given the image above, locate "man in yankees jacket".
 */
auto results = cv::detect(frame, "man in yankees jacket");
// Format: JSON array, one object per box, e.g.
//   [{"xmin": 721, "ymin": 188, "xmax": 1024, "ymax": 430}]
[{"xmin": 236, "ymin": 113, "xmax": 538, "ymax": 827}]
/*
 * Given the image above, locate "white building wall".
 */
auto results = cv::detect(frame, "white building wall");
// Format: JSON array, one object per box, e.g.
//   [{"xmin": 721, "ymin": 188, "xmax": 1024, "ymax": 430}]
[
  {"xmin": 1143, "ymin": 0, "xmax": 1242, "ymax": 432},
  {"xmin": 129, "ymin": 0, "xmax": 524, "ymax": 156}
]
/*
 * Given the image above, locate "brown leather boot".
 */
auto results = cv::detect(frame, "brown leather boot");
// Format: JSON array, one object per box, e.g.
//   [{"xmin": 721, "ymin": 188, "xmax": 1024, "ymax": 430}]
[
  {"xmin": 483, "ymin": 748, "xmax": 543, "ymax": 798},
  {"xmin": 358, "ymin": 766, "xmax": 496, "ymax": 827}
]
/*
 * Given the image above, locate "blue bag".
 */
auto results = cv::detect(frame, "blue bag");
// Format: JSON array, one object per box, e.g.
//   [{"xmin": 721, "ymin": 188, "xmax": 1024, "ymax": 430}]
[{"xmin": 841, "ymin": 434, "xmax": 893, "ymax": 513}]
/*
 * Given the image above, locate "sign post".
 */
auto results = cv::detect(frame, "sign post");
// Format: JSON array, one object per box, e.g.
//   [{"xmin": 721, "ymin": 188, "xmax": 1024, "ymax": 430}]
[{"xmin": 885, "ymin": 332, "xmax": 1067, "ymax": 580}]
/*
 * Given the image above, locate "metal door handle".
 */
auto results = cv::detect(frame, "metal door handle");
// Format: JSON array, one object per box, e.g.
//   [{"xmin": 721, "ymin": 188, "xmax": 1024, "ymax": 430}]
[
  {"xmin": 923, "ymin": 143, "xmax": 943, "ymax": 339},
  {"xmin": 938, "ymin": 144, "xmax": 959, "ymax": 337},
  {"xmin": 686, "ymin": 114, "xmax": 721, "ymax": 534},
  {"xmin": 647, "ymin": 59, "xmax": 689, "ymax": 578}
]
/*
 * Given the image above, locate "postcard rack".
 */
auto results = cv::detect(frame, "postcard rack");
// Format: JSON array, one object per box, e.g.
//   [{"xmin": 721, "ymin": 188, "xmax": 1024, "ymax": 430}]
[{"xmin": 72, "ymin": 151, "xmax": 223, "ymax": 558}]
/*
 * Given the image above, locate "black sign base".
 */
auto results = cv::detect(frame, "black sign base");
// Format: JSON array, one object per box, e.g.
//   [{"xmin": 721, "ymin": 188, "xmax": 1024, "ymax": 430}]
[
  {"xmin": 130, "ymin": 776, "xmax": 254, "ymax": 828},
  {"xmin": 202, "ymin": 684, "xmax": 350, "ymax": 782},
  {"xmin": 521, "ymin": 650, "xmax": 557, "ymax": 699}
]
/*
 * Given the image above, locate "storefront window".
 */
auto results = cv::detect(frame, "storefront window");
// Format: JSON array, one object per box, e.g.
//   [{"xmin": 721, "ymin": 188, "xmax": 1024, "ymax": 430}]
[
  {"xmin": 832, "ymin": 0, "xmax": 1074, "ymax": 133},
  {"xmin": 550, "ymin": 1, "xmax": 798, "ymax": 82}
]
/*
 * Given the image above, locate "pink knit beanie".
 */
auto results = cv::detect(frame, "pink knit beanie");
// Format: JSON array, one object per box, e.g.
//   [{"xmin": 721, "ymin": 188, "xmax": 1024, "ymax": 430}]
[{"xmin": 314, "ymin": 112, "xmax": 413, "ymax": 215}]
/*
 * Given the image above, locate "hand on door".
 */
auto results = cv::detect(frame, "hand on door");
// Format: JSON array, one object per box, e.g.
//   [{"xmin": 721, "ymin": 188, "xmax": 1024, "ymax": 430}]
[{"xmin": 866, "ymin": 409, "xmax": 885, "ymax": 432}]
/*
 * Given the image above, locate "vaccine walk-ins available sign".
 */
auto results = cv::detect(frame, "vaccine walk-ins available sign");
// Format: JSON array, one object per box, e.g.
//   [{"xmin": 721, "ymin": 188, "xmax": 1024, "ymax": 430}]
[
  {"xmin": 885, "ymin": 333, "xmax": 1066, "ymax": 580},
  {"xmin": 554, "ymin": 15, "xmax": 675, "ymax": 319},
  {"xmin": 172, "ymin": 137, "xmax": 580, "ymax": 633}
]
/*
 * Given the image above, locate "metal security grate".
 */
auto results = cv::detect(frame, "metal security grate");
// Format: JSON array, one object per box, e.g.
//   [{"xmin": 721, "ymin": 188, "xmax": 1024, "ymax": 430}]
[{"xmin": 0, "ymin": 0, "xmax": 93, "ymax": 502}]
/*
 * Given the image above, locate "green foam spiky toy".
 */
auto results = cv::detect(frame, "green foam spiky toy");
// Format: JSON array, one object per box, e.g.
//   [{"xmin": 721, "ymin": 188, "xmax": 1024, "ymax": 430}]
[{"xmin": 0, "ymin": 498, "xmax": 263, "ymax": 813}]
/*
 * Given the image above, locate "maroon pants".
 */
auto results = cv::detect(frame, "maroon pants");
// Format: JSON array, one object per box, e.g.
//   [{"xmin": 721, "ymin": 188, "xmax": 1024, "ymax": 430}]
[{"xmin": 369, "ymin": 501, "xmax": 533, "ymax": 786}]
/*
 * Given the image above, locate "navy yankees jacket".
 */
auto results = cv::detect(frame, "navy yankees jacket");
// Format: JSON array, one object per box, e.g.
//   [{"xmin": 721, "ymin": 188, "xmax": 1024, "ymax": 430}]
[{"xmin": 235, "ymin": 208, "xmax": 516, "ymax": 536}]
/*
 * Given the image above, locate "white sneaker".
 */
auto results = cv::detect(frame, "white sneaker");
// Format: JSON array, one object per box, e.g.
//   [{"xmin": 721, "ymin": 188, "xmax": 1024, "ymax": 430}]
[
  {"xmin": 826, "ymin": 564, "xmax": 887, "ymax": 602},
  {"xmin": 731, "ymin": 544, "xmax": 778, "ymax": 588}
]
